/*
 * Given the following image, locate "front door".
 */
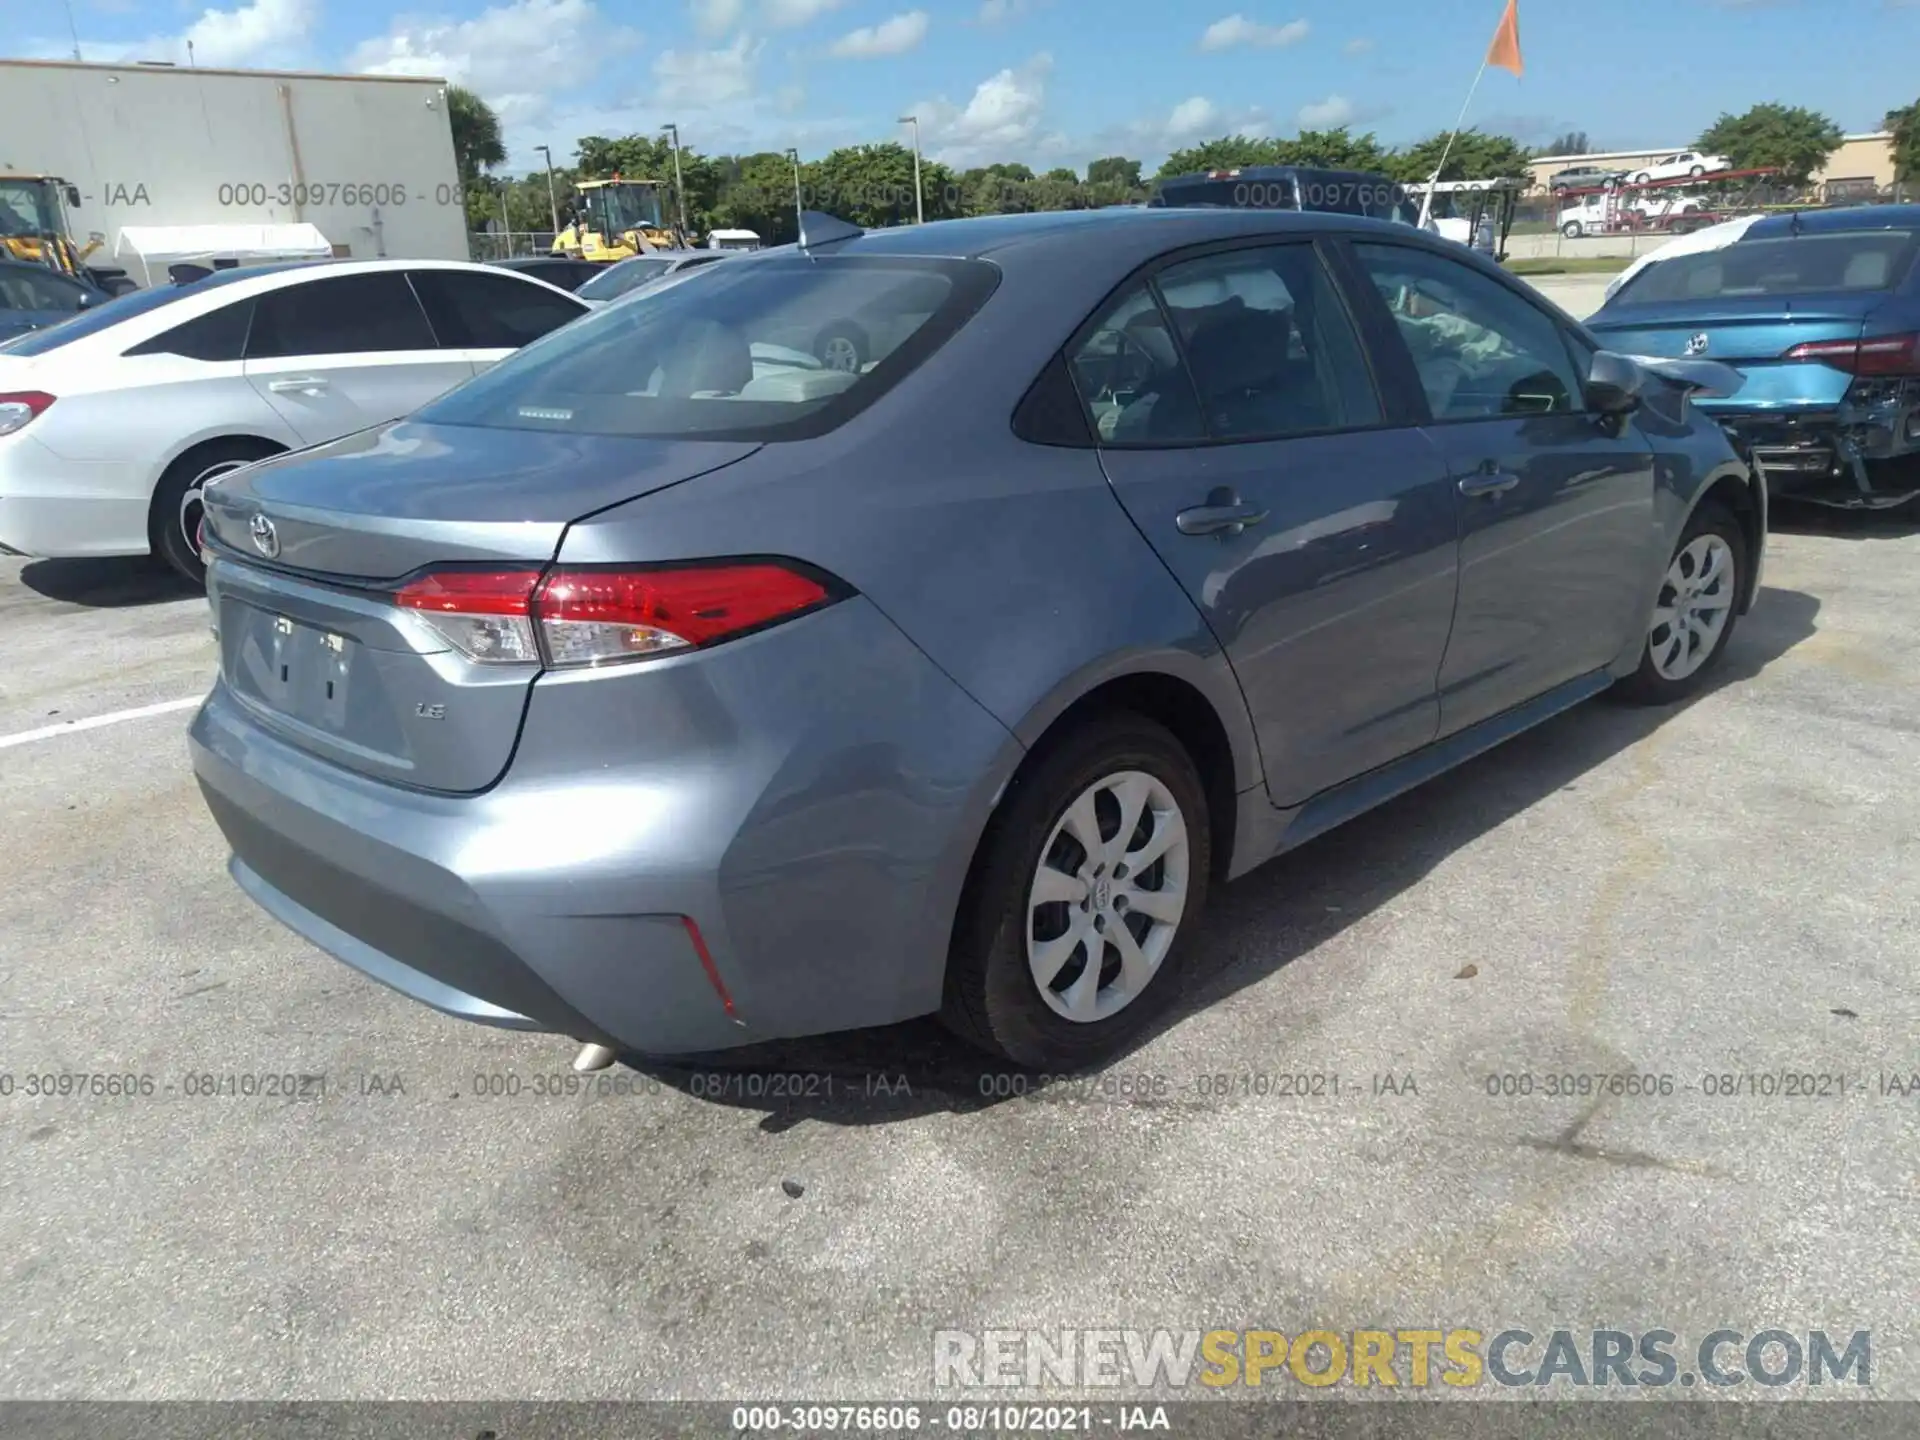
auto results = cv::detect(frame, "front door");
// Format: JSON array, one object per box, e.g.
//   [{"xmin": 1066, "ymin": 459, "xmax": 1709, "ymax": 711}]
[
  {"xmin": 1346, "ymin": 240, "xmax": 1658, "ymax": 736},
  {"xmin": 1073, "ymin": 240, "xmax": 1461, "ymax": 806},
  {"xmin": 243, "ymin": 270, "xmax": 474, "ymax": 444}
]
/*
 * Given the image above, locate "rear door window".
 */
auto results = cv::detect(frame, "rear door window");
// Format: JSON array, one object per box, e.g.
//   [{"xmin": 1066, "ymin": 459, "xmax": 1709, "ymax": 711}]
[
  {"xmin": 247, "ymin": 272, "xmax": 436, "ymax": 358},
  {"xmin": 410, "ymin": 269, "xmax": 587, "ymax": 348},
  {"xmin": 1067, "ymin": 243, "xmax": 1381, "ymax": 444},
  {"xmin": 124, "ymin": 299, "xmax": 255, "ymax": 360},
  {"xmin": 416, "ymin": 255, "xmax": 998, "ymax": 440}
]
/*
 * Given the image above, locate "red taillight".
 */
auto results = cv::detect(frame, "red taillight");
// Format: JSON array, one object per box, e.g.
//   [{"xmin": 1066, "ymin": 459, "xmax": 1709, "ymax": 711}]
[
  {"xmin": 0, "ymin": 391, "xmax": 56, "ymax": 438},
  {"xmin": 395, "ymin": 569, "xmax": 542, "ymax": 663},
  {"xmin": 393, "ymin": 562, "xmax": 834, "ymax": 667},
  {"xmin": 1780, "ymin": 332, "xmax": 1920, "ymax": 376}
]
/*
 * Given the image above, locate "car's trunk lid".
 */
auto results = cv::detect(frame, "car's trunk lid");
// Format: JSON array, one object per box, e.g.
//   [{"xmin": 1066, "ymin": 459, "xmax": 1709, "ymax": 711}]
[
  {"xmin": 201, "ymin": 419, "xmax": 760, "ymax": 793},
  {"xmin": 1589, "ymin": 293, "xmax": 1883, "ymax": 412}
]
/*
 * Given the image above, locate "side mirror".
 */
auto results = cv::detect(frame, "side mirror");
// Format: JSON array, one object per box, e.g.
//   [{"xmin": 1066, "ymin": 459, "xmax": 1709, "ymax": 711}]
[
  {"xmin": 66, "ymin": 186, "xmax": 83, "ymax": 208},
  {"xmin": 1584, "ymin": 350, "xmax": 1645, "ymax": 415}
]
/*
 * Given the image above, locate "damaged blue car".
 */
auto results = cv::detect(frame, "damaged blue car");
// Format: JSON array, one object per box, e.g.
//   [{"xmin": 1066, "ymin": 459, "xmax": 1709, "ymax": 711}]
[{"xmin": 1587, "ymin": 205, "xmax": 1920, "ymax": 509}]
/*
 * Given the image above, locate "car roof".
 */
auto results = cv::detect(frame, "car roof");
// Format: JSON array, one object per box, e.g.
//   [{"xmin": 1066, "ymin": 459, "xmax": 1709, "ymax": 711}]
[
  {"xmin": 1744, "ymin": 204, "xmax": 1920, "ymax": 239},
  {"xmin": 786, "ymin": 206, "xmax": 1407, "ymax": 263}
]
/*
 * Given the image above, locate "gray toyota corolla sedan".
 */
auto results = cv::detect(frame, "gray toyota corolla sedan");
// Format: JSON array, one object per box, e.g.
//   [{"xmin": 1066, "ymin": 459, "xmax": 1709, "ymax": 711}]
[{"xmin": 190, "ymin": 207, "xmax": 1766, "ymax": 1071}]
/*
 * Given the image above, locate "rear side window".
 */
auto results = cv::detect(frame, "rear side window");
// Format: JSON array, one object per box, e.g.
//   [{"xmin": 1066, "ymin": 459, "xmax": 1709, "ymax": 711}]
[
  {"xmin": 248, "ymin": 273, "xmax": 435, "ymax": 358},
  {"xmin": 1067, "ymin": 243, "xmax": 1381, "ymax": 445},
  {"xmin": 1613, "ymin": 230, "xmax": 1918, "ymax": 304},
  {"xmin": 411, "ymin": 269, "xmax": 586, "ymax": 348},
  {"xmin": 415, "ymin": 256, "xmax": 999, "ymax": 441},
  {"xmin": 124, "ymin": 299, "xmax": 254, "ymax": 361}
]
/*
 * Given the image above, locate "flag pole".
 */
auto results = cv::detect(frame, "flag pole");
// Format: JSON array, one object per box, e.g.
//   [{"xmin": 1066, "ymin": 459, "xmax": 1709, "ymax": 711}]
[{"xmin": 1418, "ymin": 58, "xmax": 1489, "ymax": 229}]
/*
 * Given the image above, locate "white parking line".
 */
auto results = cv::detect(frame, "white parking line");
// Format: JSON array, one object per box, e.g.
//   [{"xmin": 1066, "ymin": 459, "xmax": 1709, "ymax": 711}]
[{"xmin": 0, "ymin": 696, "xmax": 204, "ymax": 751}]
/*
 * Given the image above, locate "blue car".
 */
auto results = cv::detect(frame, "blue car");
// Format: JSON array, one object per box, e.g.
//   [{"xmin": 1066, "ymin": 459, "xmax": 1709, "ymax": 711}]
[
  {"xmin": 1587, "ymin": 205, "xmax": 1920, "ymax": 509},
  {"xmin": 0, "ymin": 259, "xmax": 114, "ymax": 344}
]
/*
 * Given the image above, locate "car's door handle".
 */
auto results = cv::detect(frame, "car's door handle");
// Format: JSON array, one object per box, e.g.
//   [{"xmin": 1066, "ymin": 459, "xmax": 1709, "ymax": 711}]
[
  {"xmin": 267, "ymin": 376, "xmax": 329, "ymax": 394},
  {"xmin": 1457, "ymin": 469, "xmax": 1520, "ymax": 498},
  {"xmin": 1176, "ymin": 499, "xmax": 1270, "ymax": 537}
]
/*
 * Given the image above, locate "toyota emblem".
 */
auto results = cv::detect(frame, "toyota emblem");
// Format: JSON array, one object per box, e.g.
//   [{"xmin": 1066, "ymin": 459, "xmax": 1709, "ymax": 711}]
[
  {"xmin": 248, "ymin": 513, "xmax": 280, "ymax": 558},
  {"xmin": 1685, "ymin": 333, "xmax": 1710, "ymax": 356}
]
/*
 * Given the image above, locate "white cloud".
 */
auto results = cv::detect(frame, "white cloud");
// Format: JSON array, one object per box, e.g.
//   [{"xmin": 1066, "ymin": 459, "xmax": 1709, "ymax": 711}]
[
  {"xmin": 651, "ymin": 33, "xmax": 764, "ymax": 109},
  {"xmin": 762, "ymin": 0, "xmax": 846, "ymax": 25},
  {"xmin": 1343, "ymin": 36, "xmax": 1373, "ymax": 54},
  {"xmin": 1296, "ymin": 94, "xmax": 1354, "ymax": 128},
  {"xmin": 910, "ymin": 53, "xmax": 1052, "ymax": 168},
  {"xmin": 61, "ymin": 0, "xmax": 317, "ymax": 67},
  {"xmin": 1165, "ymin": 97, "xmax": 1221, "ymax": 139},
  {"xmin": 353, "ymin": 0, "xmax": 639, "ymax": 163},
  {"xmin": 828, "ymin": 11, "xmax": 928, "ymax": 57},
  {"xmin": 688, "ymin": 0, "xmax": 745, "ymax": 37},
  {"xmin": 1197, "ymin": 14, "xmax": 1309, "ymax": 51}
]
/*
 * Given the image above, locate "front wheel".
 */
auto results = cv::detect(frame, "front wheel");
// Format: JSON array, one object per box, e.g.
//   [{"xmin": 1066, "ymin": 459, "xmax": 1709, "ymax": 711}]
[
  {"xmin": 1612, "ymin": 503, "xmax": 1745, "ymax": 705},
  {"xmin": 941, "ymin": 714, "xmax": 1211, "ymax": 1069},
  {"xmin": 1562, "ymin": 220, "xmax": 1585, "ymax": 238},
  {"xmin": 1689, "ymin": 165, "xmax": 1706, "ymax": 177}
]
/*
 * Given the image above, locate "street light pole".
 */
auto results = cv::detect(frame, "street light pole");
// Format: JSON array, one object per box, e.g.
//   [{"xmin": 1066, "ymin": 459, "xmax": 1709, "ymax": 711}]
[
  {"xmin": 899, "ymin": 115, "xmax": 923, "ymax": 223},
  {"xmin": 663, "ymin": 124, "xmax": 689, "ymax": 245},
  {"xmin": 535, "ymin": 144, "xmax": 560, "ymax": 238},
  {"xmin": 786, "ymin": 148, "xmax": 804, "ymax": 239}
]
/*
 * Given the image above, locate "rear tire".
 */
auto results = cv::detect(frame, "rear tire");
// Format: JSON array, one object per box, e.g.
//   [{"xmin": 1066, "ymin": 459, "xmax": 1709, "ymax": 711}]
[
  {"xmin": 150, "ymin": 438, "xmax": 283, "ymax": 585},
  {"xmin": 941, "ymin": 713, "xmax": 1211, "ymax": 1070},
  {"xmin": 814, "ymin": 322, "xmax": 869, "ymax": 374},
  {"xmin": 1612, "ymin": 502, "xmax": 1745, "ymax": 706}
]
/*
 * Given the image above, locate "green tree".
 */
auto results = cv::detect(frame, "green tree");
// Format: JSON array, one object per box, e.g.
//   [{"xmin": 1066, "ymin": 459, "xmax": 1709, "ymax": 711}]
[
  {"xmin": 446, "ymin": 85, "xmax": 505, "ymax": 189},
  {"xmin": 1028, "ymin": 173, "xmax": 1085, "ymax": 211},
  {"xmin": 708, "ymin": 150, "xmax": 803, "ymax": 244},
  {"xmin": 1698, "ymin": 103, "xmax": 1843, "ymax": 184},
  {"xmin": 1387, "ymin": 129, "xmax": 1532, "ymax": 183},
  {"xmin": 1086, "ymin": 155, "xmax": 1143, "ymax": 189},
  {"xmin": 803, "ymin": 142, "xmax": 956, "ymax": 228},
  {"xmin": 1158, "ymin": 135, "xmax": 1283, "ymax": 179},
  {"xmin": 1886, "ymin": 101, "xmax": 1919, "ymax": 183},
  {"xmin": 1545, "ymin": 131, "xmax": 1590, "ymax": 156},
  {"xmin": 1274, "ymin": 127, "xmax": 1393, "ymax": 171}
]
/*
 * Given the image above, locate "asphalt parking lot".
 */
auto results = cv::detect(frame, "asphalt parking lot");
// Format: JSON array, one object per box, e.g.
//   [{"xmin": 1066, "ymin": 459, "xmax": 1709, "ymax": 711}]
[{"xmin": 2, "ymin": 502, "xmax": 1917, "ymax": 1403}]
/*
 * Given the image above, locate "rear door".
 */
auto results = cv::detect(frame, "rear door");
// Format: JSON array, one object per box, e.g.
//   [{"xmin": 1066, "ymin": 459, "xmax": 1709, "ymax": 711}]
[
  {"xmin": 409, "ymin": 268, "xmax": 590, "ymax": 375},
  {"xmin": 1076, "ymin": 239, "xmax": 1461, "ymax": 805},
  {"xmin": 244, "ymin": 271, "xmax": 472, "ymax": 443},
  {"xmin": 1346, "ymin": 240, "xmax": 1657, "ymax": 736}
]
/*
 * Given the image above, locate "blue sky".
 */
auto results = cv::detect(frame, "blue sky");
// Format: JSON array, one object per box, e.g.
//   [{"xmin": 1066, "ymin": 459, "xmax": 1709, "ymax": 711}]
[{"xmin": 8, "ymin": 0, "xmax": 1918, "ymax": 172}]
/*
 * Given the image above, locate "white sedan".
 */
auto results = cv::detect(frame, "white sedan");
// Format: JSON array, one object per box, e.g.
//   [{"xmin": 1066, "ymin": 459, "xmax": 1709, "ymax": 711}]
[
  {"xmin": 1628, "ymin": 151, "xmax": 1733, "ymax": 184},
  {"xmin": 0, "ymin": 258, "xmax": 588, "ymax": 582}
]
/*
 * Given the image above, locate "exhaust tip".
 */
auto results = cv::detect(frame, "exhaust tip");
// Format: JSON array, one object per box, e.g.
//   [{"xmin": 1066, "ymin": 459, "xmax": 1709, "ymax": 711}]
[{"xmin": 572, "ymin": 1042, "xmax": 618, "ymax": 1073}]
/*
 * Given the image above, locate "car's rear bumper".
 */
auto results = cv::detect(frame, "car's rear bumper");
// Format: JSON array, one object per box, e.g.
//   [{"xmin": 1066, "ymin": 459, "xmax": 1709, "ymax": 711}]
[
  {"xmin": 1703, "ymin": 387, "xmax": 1920, "ymax": 508},
  {"xmin": 0, "ymin": 436, "xmax": 152, "ymax": 557},
  {"xmin": 189, "ymin": 596, "xmax": 1021, "ymax": 1057}
]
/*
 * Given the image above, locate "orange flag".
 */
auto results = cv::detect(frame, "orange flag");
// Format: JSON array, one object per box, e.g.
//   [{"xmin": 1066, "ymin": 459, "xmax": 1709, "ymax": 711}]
[{"xmin": 1486, "ymin": 0, "xmax": 1522, "ymax": 76}]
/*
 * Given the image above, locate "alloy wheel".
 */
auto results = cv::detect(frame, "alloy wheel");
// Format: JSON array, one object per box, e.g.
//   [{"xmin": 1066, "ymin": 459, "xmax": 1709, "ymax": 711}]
[
  {"xmin": 178, "ymin": 459, "xmax": 254, "ymax": 555},
  {"xmin": 821, "ymin": 336, "xmax": 862, "ymax": 373},
  {"xmin": 1649, "ymin": 533, "xmax": 1735, "ymax": 681},
  {"xmin": 1026, "ymin": 770, "xmax": 1190, "ymax": 1024}
]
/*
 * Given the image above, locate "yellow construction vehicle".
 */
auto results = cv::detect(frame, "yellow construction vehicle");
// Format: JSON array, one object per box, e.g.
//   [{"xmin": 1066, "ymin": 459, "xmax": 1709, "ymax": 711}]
[
  {"xmin": 551, "ymin": 176, "xmax": 682, "ymax": 260},
  {"xmin": 0, "ymin": 174, "xmax": 137, "ymax": 293}
]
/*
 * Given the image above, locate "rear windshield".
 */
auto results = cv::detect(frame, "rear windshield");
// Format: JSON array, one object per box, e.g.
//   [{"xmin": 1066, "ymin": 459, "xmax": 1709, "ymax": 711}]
[
  {"xmin": 417, "ymin": 255, "xmax": 999, "ymax": 441},
  {"xmin": 1613, "ymin": 229, "xmax": 1918, "ymax": 305},
  {"xmin": 576, "ymin": 256, "xmax": 678, "ymax": 301}
]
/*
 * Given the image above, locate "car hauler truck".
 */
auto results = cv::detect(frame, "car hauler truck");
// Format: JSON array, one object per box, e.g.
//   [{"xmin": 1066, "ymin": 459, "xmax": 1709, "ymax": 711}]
[{"xmin": 0, "ymin": 58, "xmax": 470, "ymax": 287}]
